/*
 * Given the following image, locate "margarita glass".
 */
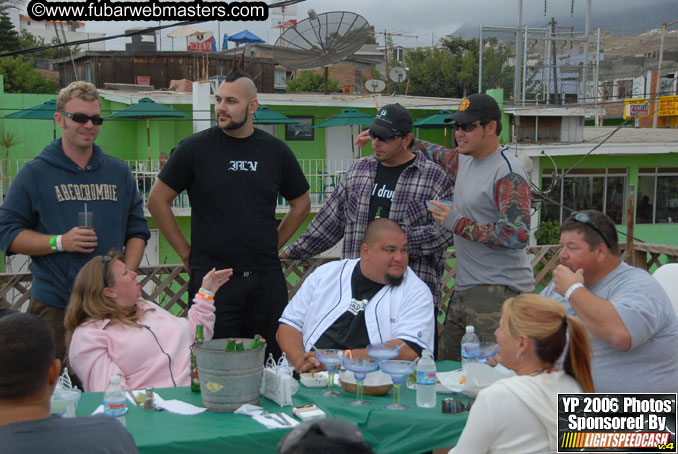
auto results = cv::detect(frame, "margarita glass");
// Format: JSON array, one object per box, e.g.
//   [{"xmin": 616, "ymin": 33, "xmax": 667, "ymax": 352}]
[
  {"xmin": 341, "ymin": 356, "xmax": 379, "ymax": 406},
  {"xmin": 379, "ymin": 360, "xmax": 416, "ymax": 410},
  {"xmin": 314, "ymin": 348, "xmax": 344, "ymax": 396},
  {"xmin": 463, "ymin": 342, "xmax": 499, "ymax": 364},
  {"xmin": 366, "ymin": 342, "xmax": 402, "ymax": 363}
]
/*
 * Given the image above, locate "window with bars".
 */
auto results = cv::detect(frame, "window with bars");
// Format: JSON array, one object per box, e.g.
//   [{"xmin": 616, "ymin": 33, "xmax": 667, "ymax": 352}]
[
  {"xmin": 540, "ymin": 168, "xmax": 627, "ymax": 224},
  {"xmin": 637, "ymin": 168, "xmax": 678, "ymax": 224}
]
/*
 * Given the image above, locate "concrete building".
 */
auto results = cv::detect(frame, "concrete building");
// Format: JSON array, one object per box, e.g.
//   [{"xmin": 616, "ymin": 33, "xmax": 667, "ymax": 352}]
[{"xmin": 7, "ymin": 11, "xmax": 105, "ymax": 51}]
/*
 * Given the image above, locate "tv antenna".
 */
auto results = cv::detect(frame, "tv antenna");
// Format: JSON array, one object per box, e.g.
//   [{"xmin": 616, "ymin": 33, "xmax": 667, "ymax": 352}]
[
  {"xmin": 274, "ymin": 10, "xmax": 371, "ymax": 94},
  {"xmin": 364, "ymin": 79, "xmax": 386, "ymax": 93}
]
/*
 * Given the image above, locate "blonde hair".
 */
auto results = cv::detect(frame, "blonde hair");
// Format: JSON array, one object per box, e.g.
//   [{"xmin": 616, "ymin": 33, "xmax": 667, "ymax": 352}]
[
  {"xmin": 56, "ymin": 81, "xmax": 100, "ymax": 112},
  {"xmin": 502, "ymin": 294, "xmax": 595, "ymax": 393},
  {"xmin": 65, "ymin": 252, "xmax": 144, "ymax": 349}
]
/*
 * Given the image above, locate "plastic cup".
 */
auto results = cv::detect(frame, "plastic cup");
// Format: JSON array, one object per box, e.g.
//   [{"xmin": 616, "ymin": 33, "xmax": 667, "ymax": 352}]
[{"xmin": 78, "ymin": 211, "xmax": 93, "ymax": 228}]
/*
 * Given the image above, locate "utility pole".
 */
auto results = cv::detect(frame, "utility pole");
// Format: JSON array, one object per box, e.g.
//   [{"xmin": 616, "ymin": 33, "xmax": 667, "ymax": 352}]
[
  {"xmin": 514, "ymin": 0, "xmax": 523, "ymax": 102},
  {"xmin": 581, "ymin": 0, "xmax": 591, "ymax": 104},
  {"xmin": 383, "ymin": 30, "xmax": 390, "ymax": 95},
  {"xmin": 653, "ymin": 19, "xmax": 678, "ymax": 128},
  {"xmin": 550, "ymin": 18, "xmax": 559, "ymax": 104}
]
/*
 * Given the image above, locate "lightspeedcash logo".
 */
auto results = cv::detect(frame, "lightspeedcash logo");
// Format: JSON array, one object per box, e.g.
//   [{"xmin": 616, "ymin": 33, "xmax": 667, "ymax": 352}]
[{"xmin": 26, "ymin": 0, "xmax": 269, "ymax": 22}]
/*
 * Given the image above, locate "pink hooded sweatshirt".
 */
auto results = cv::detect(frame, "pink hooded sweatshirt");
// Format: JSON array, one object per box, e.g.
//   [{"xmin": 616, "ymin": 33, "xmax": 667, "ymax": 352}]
[{"xmin": 69, "ymin": 295, "xmax": 215, "ymax": 392}]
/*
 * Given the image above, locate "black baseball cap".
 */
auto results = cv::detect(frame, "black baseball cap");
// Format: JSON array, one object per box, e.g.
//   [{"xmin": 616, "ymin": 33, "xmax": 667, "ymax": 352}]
[
  {"xmin": 367, "ymin": 103, "xmax": 413, "ymax": 139},
  {"xmin": 445, "ymin": 94, "xmax": 502, "ymax": 124}
]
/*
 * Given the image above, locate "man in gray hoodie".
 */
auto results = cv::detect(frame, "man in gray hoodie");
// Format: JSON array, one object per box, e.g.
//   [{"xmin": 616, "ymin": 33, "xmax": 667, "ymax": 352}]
[{"xmin": 0, "ymin": 82, "xmax": 149, "ymax": 360}]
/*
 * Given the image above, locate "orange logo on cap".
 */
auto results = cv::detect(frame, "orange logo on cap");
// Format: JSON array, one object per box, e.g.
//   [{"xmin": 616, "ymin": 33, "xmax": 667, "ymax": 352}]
[{"xmin": 459, "ymin": 99, "xmax": 470, "ymax": 111}]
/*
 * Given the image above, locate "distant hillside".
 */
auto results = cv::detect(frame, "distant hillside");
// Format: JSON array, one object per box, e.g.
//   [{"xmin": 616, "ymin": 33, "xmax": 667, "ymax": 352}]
[{"xmin": 452, "ymin": 0, "xmax": 675, "ymax": 40}]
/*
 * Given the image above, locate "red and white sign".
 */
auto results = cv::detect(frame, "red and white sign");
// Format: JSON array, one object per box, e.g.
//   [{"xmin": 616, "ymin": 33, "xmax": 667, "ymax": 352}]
[{"xmin": 187, "ymin": 33, "xmax": 215, "ymax": 53}]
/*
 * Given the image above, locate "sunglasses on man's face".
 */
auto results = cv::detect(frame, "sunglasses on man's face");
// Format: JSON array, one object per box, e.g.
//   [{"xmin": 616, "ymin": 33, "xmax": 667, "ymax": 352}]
[
  {"xmin": 368, "ymin": 130, "xmax": 400, "ymax": 143},
  {"xmin": 454, "ymin": 122, "xmax": 484, "ymax": 132},
  {"xmin": 570, "ymin": 211, "xmax": 613, "ymax": 249},
  {"xmin": 61, "ymin": 111, "xmax": 104, "ymax": 126}
]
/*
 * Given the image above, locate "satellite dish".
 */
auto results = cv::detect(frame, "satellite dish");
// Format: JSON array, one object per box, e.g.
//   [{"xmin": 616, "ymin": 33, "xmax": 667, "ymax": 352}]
[
  {"xmin": 389, "ymin": 67, "xmax": 407, "ymax": 83},
  {"xmin": 274, "ymin": 11, "xmax": 371, "ymax": 94},
  {"xmin": 365, "ymin": 79, "xmax": 386, "ymax": 93}
]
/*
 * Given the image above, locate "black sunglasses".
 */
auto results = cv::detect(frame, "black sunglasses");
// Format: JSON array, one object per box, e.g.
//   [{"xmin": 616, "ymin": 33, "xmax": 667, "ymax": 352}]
[
  {"xmin": 571, "ymin": 211, "xmax": 612, "ymax": 249},
  {"xmin": 368, "ymin": 129, "xmax": 400, "ymax": 143},
  {"xmin": 442, "ymin": 397, "xmax": 475, "ymax": 414},
  {"xmin": 102, "ymin": 255, "xmax": 113, "ymax": 287},
  {"xmin": 454, "ymin": 122, "xmax": 484, "ymax": 132},
  {"xmin": 61, "ymin": 111, "xmax": 104, "ymax": 126}
]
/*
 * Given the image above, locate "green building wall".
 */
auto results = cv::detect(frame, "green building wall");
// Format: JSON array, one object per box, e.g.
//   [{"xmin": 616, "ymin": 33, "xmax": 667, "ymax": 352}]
[{"xmin": 538, "ymin": 153, "xmax": 678, "ymax": 246}]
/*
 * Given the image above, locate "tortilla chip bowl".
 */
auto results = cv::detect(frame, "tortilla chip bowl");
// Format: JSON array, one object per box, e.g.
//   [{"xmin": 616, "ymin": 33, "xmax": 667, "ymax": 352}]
[{"xmin": 339, "ymin": 369, "xmax": 393, "ymax": 396}]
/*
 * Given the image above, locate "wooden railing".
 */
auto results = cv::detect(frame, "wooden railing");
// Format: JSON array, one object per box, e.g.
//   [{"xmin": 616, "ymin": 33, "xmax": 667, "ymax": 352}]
[{"xmin": 2, "ymin": 243, "xmax": 677, "ymax": 314}]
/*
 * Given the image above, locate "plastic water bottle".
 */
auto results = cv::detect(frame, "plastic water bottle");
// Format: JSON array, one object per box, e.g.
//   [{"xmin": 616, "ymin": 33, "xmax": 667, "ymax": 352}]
[
  {"xmin": 103, "ymin": 375, "xmax": 127, "ymax": 426},
  {"xmin": 461, "ymin": 326, "xmax": 480, "ymax": 374},
  {"xmin": 416, "ymin": 350, "xmax": 437, "ymax": 408}
]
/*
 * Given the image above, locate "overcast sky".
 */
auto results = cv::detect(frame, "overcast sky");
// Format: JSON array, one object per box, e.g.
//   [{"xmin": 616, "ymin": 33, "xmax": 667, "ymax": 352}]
[{"xmin": 81, "ymin": 0, "xmax": 671, "ymax": 51}]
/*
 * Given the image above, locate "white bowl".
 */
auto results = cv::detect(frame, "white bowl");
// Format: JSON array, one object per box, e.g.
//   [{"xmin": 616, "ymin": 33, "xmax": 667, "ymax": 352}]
[{"xmin": 300, "ymin": 372, "xmax": 329, "ymax": 388}]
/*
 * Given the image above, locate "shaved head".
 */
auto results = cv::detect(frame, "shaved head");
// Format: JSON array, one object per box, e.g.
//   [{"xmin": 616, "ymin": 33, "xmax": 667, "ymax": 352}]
[
  {"xmin": 235, "ymin": 77, "xmax": 257, "ymax": 101},
  {"xmin": 363, "ymin": 218, "xmax": 405, "ymax": 246},
  {"xmin": 215, "ymin": 70, "xmax": 258, "ymax": 137}
]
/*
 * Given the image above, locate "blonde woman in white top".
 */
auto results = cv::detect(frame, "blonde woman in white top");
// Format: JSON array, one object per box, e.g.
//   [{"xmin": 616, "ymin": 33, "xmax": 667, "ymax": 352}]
[{"xmin": 451, "ymin": 294, "xmax": 594, "ymax": 454}]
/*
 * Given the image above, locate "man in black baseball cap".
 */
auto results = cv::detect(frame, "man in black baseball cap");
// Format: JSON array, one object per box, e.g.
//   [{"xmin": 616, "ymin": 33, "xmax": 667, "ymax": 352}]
[
  {"xmin": 282, "ymin": 101, "xmax": 455, "ymax": 321},
  {"xmin": 367, "ymin": 103, "xmax": 413, "ymax": 142},
  {"xmin": 444, "ymin": 93, "xmax": 502, "ymax": 125},
  {"xmin": 413, "ymin": 92, "xmax": 534, "ymax": 362}
]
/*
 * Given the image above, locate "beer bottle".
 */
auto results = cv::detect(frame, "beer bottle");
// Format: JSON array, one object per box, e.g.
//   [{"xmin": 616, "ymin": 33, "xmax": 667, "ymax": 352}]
[
  {"xmin": 251, "ymin": 335, "xmax": 266, "ymax": 350},
  {"xmin": 190, "ymin": 325, "xmax": 204, "ymax": 392},
  {"xmin": 226, "ymin": 338, "xmax": 236, "ymax": 351},
  {"xmin": 235, "ymin": 339, "xmax": 245, "ymax": 351}
]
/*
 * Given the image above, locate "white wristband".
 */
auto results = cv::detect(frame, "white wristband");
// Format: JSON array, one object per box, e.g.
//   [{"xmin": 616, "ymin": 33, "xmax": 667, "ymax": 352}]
[
  {"xmin": 564, "ymin": 283, "xmax": 584, "ymax": 301},
  {"xmin": 55, "ymin": 235, "xmax": 64, "ymax": 252}
]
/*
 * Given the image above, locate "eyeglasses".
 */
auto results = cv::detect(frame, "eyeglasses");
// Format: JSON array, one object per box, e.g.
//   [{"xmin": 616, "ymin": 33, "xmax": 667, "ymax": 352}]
[
  {"xmin": 454, "ymin": 122, "xmax": 484, "ymax": 132},
  {"xmin": 368, "ymin": 129, "xmax": 400, "ymax": 143},
  {"xmin": 61, "ymin": 111, "xmax": 104, "ymax": 126},
  {"xmin": 101, "ymin": 255, "xmax": 113, "ymax": 287},
  {"xmin": 278, "ymin": 419, "xmax": 369, "ymax": 454},
  {"xmin": 571, "ymin": 211, "xmax": 612, "ymax": 249}
]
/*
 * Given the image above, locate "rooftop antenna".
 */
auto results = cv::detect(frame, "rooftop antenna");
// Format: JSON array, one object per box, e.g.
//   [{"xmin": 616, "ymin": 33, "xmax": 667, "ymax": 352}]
[{"xmin": 274, "ymin": 10, "xmax": 371, "ymax": 94}]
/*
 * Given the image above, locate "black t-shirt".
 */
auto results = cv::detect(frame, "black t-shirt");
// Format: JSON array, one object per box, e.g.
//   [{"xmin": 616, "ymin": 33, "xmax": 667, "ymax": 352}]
[
  {"xmin": 367, "ymin": 156, "xmax": 416, "ymax": 221},
  {"xmin": 158, "ymin": 127, "xmax": 309, "ymax": 271},
  {"xmin": 314, "ymin": 261, "xmax": 383, "ymax": 350}
]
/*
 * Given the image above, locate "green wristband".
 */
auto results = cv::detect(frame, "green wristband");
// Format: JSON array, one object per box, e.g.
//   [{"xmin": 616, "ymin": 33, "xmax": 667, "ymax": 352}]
[{"xmin": 49, "ymin": 235, "xmax": 58, "ymax": 252}]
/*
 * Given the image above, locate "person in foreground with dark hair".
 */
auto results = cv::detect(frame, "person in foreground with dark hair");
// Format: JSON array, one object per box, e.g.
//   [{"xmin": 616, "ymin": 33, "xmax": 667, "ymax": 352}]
[
  {"xmin": 450, "ymin": 294, "xmax": 593, "ymax": 454},
  {"xmin": 278, "ymin": 418, "xmax": 374, "ymax": 454},
  {"xmin": 65, "ymin": 251, "xmax": 232, "ymax": 392},
  {"xmin": 148, "ymin": 68, "xmax": 310, "ymax": 360},
  {"xmin": 541, "ymin": 209, "xmax": 678, "ymax": 392},
  {"xmin": 0, "ymin": 312, "xmax": 137, "ymax": 454}
]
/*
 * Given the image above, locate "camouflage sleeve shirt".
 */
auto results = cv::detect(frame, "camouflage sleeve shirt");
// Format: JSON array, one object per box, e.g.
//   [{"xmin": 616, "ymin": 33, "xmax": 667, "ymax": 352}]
[{"xmin": 414, "ymin": 139, "xmax": 531, "ymax": 249}]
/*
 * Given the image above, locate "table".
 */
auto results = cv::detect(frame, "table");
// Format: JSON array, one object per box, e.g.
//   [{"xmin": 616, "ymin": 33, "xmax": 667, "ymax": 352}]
[{"xmin": 76, "ymin": 361, "xmax": 468, "ymax": 454}]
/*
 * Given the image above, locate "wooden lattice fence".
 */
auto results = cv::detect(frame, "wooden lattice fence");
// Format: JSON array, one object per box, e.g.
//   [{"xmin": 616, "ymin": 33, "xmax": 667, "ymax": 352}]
[{"xmin": 2, "ymin": 243, "xmax": 677, "ymax": 314}]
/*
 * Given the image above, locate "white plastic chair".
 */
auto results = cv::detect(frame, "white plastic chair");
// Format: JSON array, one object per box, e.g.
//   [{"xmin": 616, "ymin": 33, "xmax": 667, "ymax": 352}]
[{"xmin": 652, "ymin": 263, "xmax": 678, "ymax": 315}]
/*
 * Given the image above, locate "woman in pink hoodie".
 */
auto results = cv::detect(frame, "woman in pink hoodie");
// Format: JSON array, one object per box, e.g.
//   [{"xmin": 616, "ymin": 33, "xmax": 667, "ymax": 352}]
[{"xmin": 65, "ymin": 252, "xmax": 232, "ymax": 392}]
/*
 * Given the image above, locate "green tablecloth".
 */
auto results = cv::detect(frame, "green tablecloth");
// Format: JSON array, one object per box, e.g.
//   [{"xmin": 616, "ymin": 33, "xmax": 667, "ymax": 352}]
[{"xmin": 76, "ymin": 361, "xmax": 468, "ymax": 454}]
